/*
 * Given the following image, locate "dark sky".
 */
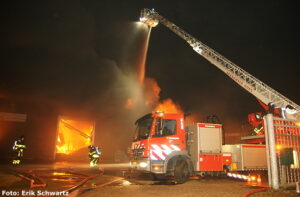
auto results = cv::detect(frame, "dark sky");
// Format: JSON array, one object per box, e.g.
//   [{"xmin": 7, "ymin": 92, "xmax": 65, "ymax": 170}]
[{"xmin": 1, "ymin": 0, "xmax": 299, "ymax": 141}]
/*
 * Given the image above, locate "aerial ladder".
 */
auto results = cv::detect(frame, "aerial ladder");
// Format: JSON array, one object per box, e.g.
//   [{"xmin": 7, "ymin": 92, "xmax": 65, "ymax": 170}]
[{"xmin": 140, "ymin": 8, "xmax": 300, "ymax": 121}]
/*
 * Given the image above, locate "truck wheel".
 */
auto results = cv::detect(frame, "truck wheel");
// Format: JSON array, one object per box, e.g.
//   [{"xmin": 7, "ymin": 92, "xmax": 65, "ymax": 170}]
[
  {"xmin": 153, "ymin": 174, "xmax": 166, "ymax": 181},
  {"xmin": 174, "ymin": 159, "xmax": 189, "ymax": 184}
]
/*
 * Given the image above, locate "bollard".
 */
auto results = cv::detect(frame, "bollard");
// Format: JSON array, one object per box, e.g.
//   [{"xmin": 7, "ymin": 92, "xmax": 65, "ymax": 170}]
[{"xmin": 296, "ymin": 181, "xmax": 300, "ymax": 193}]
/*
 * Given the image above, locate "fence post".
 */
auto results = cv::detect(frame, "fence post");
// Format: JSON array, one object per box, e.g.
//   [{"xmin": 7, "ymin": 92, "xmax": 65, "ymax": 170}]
[
  {"xmin": 264, "ymin": 115, "xmax": 272, "ymax": 187},
  {"xmin": 264, "ymin": 113, "xmax": 279, "ymax": 189}
]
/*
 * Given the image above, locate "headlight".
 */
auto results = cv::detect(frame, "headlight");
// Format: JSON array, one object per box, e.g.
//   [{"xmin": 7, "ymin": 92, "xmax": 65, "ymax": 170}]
[
  {"xmin": 139, "ymin": 162, "xmax": 148, "ymax": 168},
  {"xmin": 152, "ymin": 165, "xmax": 164, "ymax": 173}
]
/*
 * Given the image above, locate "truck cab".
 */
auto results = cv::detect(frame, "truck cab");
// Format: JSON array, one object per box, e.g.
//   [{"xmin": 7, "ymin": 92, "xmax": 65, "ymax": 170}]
[
  {"xmin": 130, "ymin": 111, "xmax": 231, "ymax": 183},
  {"xmin": 130, "ymin": 112, "xmax": 188, "ymax": 172}
]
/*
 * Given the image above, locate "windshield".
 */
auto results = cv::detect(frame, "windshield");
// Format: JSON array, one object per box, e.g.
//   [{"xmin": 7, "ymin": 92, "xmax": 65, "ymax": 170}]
[
  {"xmin": 154, "ymin": 118, "xmax": 177, "ymax": 137},
  {"xmin": 135, "ymin": 118, "xmax": 153, "ymax": 140}
]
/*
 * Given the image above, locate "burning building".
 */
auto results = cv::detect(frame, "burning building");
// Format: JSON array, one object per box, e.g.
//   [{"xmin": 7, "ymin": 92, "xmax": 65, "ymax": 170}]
[
  {"xmin": 55, "ymin": 117, "xmax": 95, "ymax": 161},
  {"xmin": 0, "ymin": 97, "xmax": 98, "ymax": 163}
]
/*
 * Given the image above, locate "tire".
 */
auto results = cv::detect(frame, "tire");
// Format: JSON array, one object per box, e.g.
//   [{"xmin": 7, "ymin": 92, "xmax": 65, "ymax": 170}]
[
  {"xmin": 174, "ymin": 159, "xmax": 189, "ymax": 184},
  {"xmin": 153, "ymin": 174, "xmax": 167, "ymax": 181}
]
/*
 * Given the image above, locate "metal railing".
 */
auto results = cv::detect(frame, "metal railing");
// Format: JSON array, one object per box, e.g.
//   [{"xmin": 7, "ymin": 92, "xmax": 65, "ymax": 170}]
[{"xmin": 264, "ymin": 114, "xmax": 300, "ymax": 188}]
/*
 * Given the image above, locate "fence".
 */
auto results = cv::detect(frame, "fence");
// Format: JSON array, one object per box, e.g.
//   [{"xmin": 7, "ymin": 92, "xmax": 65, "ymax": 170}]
[{"xmin": 264, "ymin": 114, "xmax": 300, "ymax": 189}]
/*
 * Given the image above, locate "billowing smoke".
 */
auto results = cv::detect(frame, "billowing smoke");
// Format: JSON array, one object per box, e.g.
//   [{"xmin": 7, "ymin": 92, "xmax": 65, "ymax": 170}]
[
  {"xmin": 0, "ymin": 0, "xmax": 199, "ymax": 161},
  {"xmin": 0, "ymin": 1, "xmax": 154, "ymax": 161},
  {"xmin": 1, "ymin": 0, "xmax": 271, "ymax": 161}
]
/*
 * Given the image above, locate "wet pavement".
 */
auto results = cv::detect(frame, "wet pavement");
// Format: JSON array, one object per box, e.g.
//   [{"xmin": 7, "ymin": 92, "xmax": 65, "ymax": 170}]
[
  {"xmin": 0, "ymin": 162, "xmax": 128, "ymax": 195},
  {"xmin": 0, "ymin": 162, "xmax": 298, "ymax": 197}
]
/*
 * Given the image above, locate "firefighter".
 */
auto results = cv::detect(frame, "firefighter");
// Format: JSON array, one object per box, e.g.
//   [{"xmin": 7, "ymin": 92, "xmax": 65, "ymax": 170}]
[
  {"xmin": 88, "ymin": 145, "xmax": 101, "ymax": 167},
  {"xmin": 12, "ymin": 136, "xmax": 26, "ymax": 165},
  {"xmin": 253, "ymin": 123, "xmax": 264, "ymax": 135},
  {"xmin": 249, "ymin": 113, "xmax": 264, "ymax": 136}
]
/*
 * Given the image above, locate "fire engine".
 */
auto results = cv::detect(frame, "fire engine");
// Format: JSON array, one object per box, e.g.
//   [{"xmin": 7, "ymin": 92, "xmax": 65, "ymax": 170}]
[
  {"xmin": 130, "ymin": 111, "xmax": 231, "ymax": 183},
  {"xmin": 129, "ymin": 8, "xmax": 300, "ymax": 183}
]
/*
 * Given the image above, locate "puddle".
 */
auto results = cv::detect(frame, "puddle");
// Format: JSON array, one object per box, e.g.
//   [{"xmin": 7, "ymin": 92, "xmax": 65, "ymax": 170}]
[
  {"xmin": 117, "ymin": 180, "xmax": 132, "ymax": 186},
  {"xmin": 52, "ymin": 172, "xmax": 74, "ymax": 176},
  {"xmin": 49, "ymin": 178, "xmax": 79, "ymax": 182}
]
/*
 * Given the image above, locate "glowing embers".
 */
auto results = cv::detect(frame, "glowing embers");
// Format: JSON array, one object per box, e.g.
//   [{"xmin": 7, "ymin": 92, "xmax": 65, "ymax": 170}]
[{"xmin": 56, "ymin": 117, "xmax": 95, "ymax": 156}]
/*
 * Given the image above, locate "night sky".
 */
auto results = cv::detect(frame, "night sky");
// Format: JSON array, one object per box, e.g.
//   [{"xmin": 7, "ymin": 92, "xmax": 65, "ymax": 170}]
[{"xmin": 1, "ymin": 0, "xmax": 299, "ymax": 147}]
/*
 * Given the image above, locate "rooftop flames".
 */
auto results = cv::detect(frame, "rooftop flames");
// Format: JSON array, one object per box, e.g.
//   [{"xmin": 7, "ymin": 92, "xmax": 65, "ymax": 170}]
[{"xmin": 154, "ymin": 98, "xmax": 183, "ymax": 114}]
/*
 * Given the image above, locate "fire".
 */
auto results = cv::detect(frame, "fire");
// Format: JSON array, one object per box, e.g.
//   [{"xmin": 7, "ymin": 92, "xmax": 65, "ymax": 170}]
[
  {"xmin": 154, "ymin": 98, "xmax": 183, "ymax": 114},
  {"xmin": 56, "ymin": 118, "xmax": 94, "ymax": 155},
  {"xmin": 123, "ymin": 68, "xmax": 184, "ymax": 116},
  {"xmin": 144, "ymin": 78, "xmax": 183, "ymax": 114},
  {"xmin": 144, "ymin": 78, "xmax": 183, "ymax": 113}
]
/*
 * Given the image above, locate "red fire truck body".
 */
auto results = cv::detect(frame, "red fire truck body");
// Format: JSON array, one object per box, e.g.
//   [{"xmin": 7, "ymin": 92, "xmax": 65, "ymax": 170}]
[
  {"xmin": 130, "ymin": 111, "xmax": 232, "ymax": 183},
  {"xmin": 132, "ymin": 8, "xmax": 300, "ymax": 185}
]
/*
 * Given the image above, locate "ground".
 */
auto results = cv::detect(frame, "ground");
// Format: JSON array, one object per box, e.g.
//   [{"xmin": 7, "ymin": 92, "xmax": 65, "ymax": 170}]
[
  {"xmin": 79, "ymin": 176, "xmax": 298, "ymax": 197},
  {"xmin": 0, "ymin": 163, "xmax": 298, "ymax": 197}
]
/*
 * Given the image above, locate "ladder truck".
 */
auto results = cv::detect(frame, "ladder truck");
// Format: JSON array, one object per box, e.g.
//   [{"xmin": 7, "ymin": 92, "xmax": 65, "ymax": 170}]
[
  {"xmin": 129, "ymin": 8, "xmax": 300, "ymax": 184},
  {"xmin": 139, "ymin": 8, "xmax": 300, "ymax": 122}
]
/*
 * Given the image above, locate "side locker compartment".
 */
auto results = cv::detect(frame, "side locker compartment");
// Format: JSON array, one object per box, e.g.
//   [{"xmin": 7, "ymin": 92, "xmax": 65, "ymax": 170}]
[
  {"xmin": 199, "ymin": 154, "xmax": 223, "ymax": 171},
  {"xmin": 187, "ymin": 124, "xmax": 199, "ymax": 171},
  {"xmin": 197, "ymin": 123, "xmax": 222, "ymax": 153},
  {"xmin": 187, "ymin": 123, "xmax": 223, "ymax": 172}
]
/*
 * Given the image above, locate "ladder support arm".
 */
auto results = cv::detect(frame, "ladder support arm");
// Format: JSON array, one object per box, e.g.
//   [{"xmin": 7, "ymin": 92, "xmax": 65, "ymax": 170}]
[{"xmin": 140, "ymin": 8, "xmax": 300, "ymax": 120}]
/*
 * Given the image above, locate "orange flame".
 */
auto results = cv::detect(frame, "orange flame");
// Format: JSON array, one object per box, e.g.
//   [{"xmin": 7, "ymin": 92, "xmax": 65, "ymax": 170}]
[
  {"xmin": 56, "ymin": 118, "xmax": 94, "ymax": 155},
  {"xmin": 144, "ymin": 78, "xmax": 183, "ymax": 114},
  {"xmin": 123, "ymin": 74, "xmax": 184, "ymax": 116},
  {"xmin": 154, "ymin": 98, "xmax": 183, "ymax": 114}
]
